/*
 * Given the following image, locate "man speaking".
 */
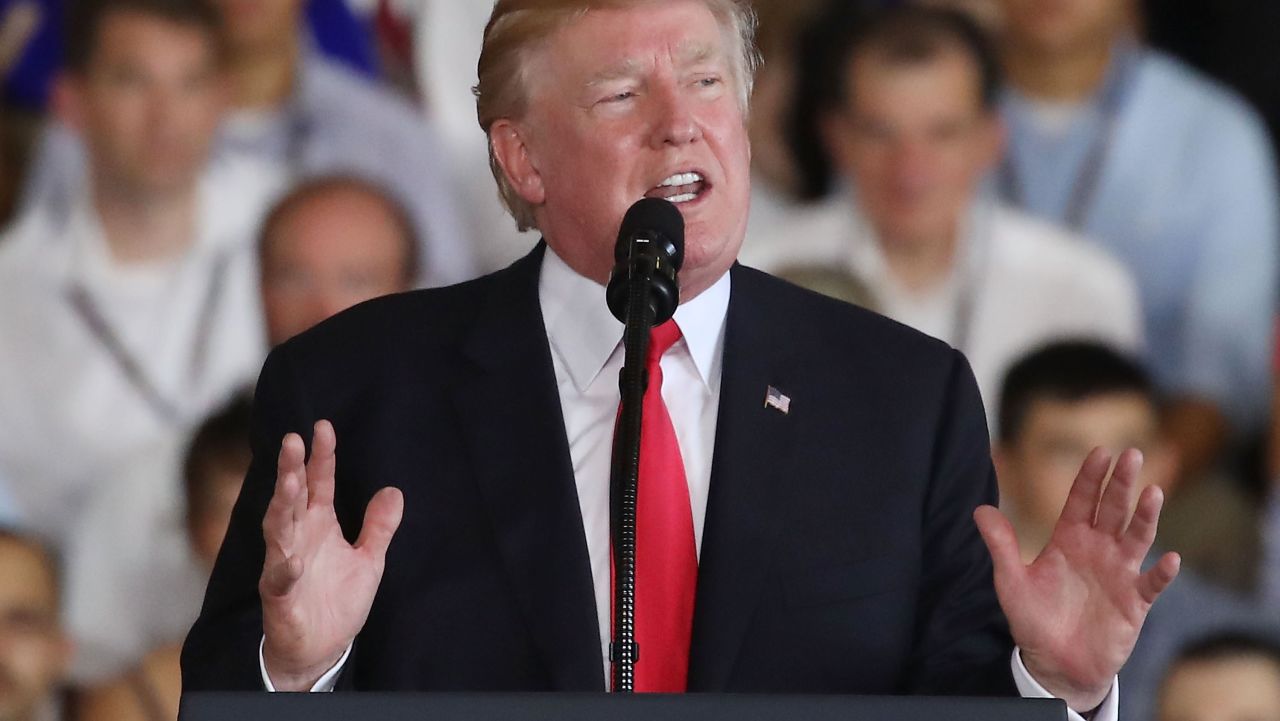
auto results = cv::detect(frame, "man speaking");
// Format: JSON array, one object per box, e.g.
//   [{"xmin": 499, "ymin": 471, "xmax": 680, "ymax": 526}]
[{"xmin": 181, "ymin": 2, "xmax": 1179, "ymax": 719}]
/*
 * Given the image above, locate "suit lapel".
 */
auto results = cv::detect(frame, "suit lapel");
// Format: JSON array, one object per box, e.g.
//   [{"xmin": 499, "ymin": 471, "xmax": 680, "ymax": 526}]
[
  {"xmin": 449, "ymin": 245, "xmax": 605, "ymax": 691},
  {"xmin": 688, "ymin": 265, "xmax": 798, "ymax": 691}
]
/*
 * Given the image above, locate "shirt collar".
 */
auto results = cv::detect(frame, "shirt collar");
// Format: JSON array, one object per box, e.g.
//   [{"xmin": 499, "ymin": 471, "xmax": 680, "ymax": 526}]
[{"xmin": 538, "ymin": 244, "xmax": 731, "ymax": 394}]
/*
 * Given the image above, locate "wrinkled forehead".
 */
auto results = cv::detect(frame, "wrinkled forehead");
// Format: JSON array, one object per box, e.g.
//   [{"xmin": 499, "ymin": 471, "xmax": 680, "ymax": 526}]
[{"xmin": 528, "ymin": 4, "xmax": 740, "ymax": 94}]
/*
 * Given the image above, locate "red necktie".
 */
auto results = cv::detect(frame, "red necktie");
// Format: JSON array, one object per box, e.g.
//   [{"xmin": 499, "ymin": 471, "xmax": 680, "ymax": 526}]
[{"xmin": 630, "ymin": 319, "xmax": 698, "ymax": 692}]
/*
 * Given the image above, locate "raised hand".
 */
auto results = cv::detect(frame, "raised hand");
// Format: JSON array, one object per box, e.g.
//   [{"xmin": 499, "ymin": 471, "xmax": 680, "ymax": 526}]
[
  {"xmin": 974, "ymin": 448, "xmax": 1180, "ymax": 712},
  {"xmin": 259, "ymin": 420, "xmax": 404, "ymax": 691}
]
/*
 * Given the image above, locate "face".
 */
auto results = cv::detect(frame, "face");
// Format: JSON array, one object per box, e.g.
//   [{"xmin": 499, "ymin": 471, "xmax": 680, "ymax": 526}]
[
  {"xmin": 995, "ymin": 392, "xmax": 1174, "ymax": 554},
  {"xmin": 490, "ymin": 0, "xmax": 753, "ymax": 300},
  {"xmin": 1158, "ymin": 657, "xmax": 1280, "ymax": 721},
  {"xmin": 213, "ymin": 0, "xmax": 303, "ymax": 53},
  {"xmin": 999, "ymin": 0, "xmax": 1128, "ymax": 55},
  {"xmin": 0, "ymin": 539, "xmax": 68, "ymax": 721},
  {"xmin": 825, "ymin": 48, "xmax": 1000, "ymax": 248},
  {"xmin": 189, "ymin": 469, "xmax": 244, "ymax": 568},
  {"xmin": 63, "ymin": 11, "xmax": 224, "ymax": 200},
  {"xmin": 261, "ymin": 189, "xmax": 414, "ymax": 345}
]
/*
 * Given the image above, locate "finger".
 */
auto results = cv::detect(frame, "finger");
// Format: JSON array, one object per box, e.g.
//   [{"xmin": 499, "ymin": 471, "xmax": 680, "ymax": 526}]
[
  {"xmin": 974, "ymin": 505, "xmax": 1025, "ymax": 584},
  {"xmin": 263, "ymin": 467, "xmax": 303, "ymax": 557},
  {"xmin": 1121, "ymin": 484, "xmax": 1165, "ymax": 559},
  {"xmin": 260, "ymin": 554, "xmax": 304, "ymax": 599},
  {"xmin": 355, "ymin": 487, "xmax": 405, "ymax": 560},
  {"xmin": 1059, "ymin": 448, "xmax": 1112, "ymax": 527},
  {"xmin": 306, "ymin": 420, "xmax": 338, "ymax": 509},
  {"xmin": 1096, "ymin": 449, "xmax": 1143, "ymax": 537},
  {"xmin": 278, "ymin": 433, "xmax": 308, "ymax": 524},
  {"xmin": 1137, "ymin": 551, "xmax": 1181, "ymax": 605}
]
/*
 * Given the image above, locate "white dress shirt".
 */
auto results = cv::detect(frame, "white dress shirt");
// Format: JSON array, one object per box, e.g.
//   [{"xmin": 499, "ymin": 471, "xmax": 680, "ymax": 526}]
[
  {"xmin": 0, "ymin": 156, "xmax": 281, "ymax": 681},
  {"xmin": 0, "ymin": 158, "xmax": 278, "ymax": 546},
  {"xmin": 261, "ymin": 247, "xmax": 1119, "ymax": 720}
]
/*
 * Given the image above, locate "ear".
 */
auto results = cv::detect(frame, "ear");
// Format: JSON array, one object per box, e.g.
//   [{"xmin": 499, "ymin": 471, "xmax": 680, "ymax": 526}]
[
  {"xmin": 489, "ymin": 119, "xmax": 545, "ymax": 206},
  {"xmin": 51, "ymin": 72, "xmax": 85, "ymax": 132}
]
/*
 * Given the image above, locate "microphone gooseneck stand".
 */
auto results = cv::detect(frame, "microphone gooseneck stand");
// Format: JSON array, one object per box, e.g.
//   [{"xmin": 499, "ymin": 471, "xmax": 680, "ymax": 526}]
[
  {"xmin": 608, "ymin": 265, "xmax": 655, "ymax": 694},
  {"xmin": 606, "ymin": 198, "xmax": 683, "ymax": 693}
]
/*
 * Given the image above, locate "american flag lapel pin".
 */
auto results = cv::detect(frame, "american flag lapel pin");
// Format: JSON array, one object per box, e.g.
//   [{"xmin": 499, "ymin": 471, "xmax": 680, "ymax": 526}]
[{"xmin": 764, "ymin": 386, "xmax": 791, "ymax": 415}]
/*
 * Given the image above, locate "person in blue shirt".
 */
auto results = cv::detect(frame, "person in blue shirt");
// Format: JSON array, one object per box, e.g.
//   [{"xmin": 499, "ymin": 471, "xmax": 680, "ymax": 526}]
[{"xmin": 996, "ymin": 0, "xmax": 1280, "ymax": 486}]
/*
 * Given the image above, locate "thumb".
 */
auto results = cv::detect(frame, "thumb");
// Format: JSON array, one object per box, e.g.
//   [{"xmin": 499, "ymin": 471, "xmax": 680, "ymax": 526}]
[
  {"xmin": 974, "ymin": 505, "xmax": 1024, "ymax": 581},
  {"xmin": 356, "ymin": 486, "xmax": 404, "ymax": 558}
]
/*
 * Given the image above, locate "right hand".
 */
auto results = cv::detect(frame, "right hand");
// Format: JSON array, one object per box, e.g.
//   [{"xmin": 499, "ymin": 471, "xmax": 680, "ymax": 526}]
[{"xmin": 259, "ymin": 420, "xmax": 404, "ymax": 691}]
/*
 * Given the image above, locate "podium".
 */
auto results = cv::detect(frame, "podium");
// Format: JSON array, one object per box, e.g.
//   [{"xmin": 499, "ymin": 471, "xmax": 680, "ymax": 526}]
[{"xmin": 180, "ymin": 692, "xmax": 1067, "ymax": 720}]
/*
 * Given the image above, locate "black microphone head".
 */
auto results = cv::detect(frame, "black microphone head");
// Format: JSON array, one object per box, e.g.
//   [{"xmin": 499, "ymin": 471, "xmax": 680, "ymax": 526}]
[
  {"xmin": 615, "ymin": 197, "xmax": 684, "ymax": 271},
  {"xmin": 606, "ymin": 198, "xmax": 685, "ymax": 326}
]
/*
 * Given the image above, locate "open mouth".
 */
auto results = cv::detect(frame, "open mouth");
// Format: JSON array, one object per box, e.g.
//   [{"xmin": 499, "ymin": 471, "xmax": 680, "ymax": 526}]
[{"xmin": 644, "ymin": 171, "xmax": 709, "ymax": 205}]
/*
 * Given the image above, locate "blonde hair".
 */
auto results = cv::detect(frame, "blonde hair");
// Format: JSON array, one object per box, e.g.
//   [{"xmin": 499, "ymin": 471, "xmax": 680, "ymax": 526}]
[{"xmin": 474, "ymin": 0, "xmax": 760, "ymax": 231}]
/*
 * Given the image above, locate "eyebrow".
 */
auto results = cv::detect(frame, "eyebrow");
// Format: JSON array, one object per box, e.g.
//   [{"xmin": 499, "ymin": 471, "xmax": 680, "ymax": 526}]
[{"xmin": 583, "ymin": 42, "xmax": 724, "ymax": 88}]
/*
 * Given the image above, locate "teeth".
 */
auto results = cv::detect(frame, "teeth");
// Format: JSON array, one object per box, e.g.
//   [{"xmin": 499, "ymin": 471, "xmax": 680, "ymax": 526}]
[
  {"xmin": 657, "ymin": 172, "xmax": 703, "ymax": 188},
  {"xmin": 666, "ymin": 192, "xmax": 698, "ymax": 204}
]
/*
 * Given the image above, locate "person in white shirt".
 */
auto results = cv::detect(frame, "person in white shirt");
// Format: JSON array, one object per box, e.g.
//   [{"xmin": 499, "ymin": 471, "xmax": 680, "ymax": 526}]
[
  {"xmin": 24, "ymin": 0, "xmax": 475, "ymax": 289},
  {"xmin": 740, "ymin": 5, "xmax": 1141, "ymax": 430},
  {"xmin": 0, "ymin": 0, "xmax": 281, "ymax": 681}
]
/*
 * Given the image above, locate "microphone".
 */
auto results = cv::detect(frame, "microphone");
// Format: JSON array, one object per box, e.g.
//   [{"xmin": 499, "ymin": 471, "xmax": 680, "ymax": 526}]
[
  {"xmin": 606, "ymin": 198, "xmax": 684, "ymax": 326},
  {"xmin": 604, "ymin": 197, "xmax": 684, "ymax": 692}
]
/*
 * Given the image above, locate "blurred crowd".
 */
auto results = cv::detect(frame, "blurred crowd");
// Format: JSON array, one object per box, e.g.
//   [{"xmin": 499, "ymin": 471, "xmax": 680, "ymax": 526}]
[{"xmin": 0, "ymin": 0, "xmax": 1277, "ymax": 720}]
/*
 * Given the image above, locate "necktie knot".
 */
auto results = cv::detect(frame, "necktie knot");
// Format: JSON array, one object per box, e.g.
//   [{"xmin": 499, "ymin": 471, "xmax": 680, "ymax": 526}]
[{"xmin": 647, "ymin": 319, "xmax": 682, "ymax": 369}]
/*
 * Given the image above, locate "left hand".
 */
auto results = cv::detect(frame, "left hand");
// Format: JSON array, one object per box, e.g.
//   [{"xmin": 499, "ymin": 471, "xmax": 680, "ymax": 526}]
[{"xmin": 974, "ymin": 447, "xmax": 1181, "ymax": 712}]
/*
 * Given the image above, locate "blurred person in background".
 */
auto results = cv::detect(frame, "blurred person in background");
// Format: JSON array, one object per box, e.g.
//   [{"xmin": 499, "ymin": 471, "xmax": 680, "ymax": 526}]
[
  {"xmin": 740, "ymin": 0, "xmax": 840, "ymax": 257},
  {"xmin": 1142, "ymin": 0, "xmax": 1280, "ymax": 161},
  {"xmin": 995, "ymin": 342, "xmax": 1276, "ymax": 721},
  {"xmin": 75, "ymin": 395, "xmax": 252, "ymax": 721},
  {"xmin": 1156, "ymin": 632, "xmax": 1280, "ymax": 721},
  {"xmin": 996, "ymin": 0, "xmax": 1280, "ymax": 488},
  {"xmin": 258, "ymin": 175, "xmax": 418, "ymax": 346},
  {"xmin": 740, "ymin": 5, "xmax": 1141, "ymax": 428},
  {"xmin": 0, "ymin": 528, "xmax": 72, "ymax": 721},
  {"xmin": 209, "ymin": 0, "xmax": 469, "ymax": 287},
  {"xmin": 25, "ymin": 0, "xmax": 474, "ymax": 288},
  {"xmin": 413, "ymin": 0, "xmax": 536, "ymax": 274},
  {"xmin": 0, "ymin": 0, "xmax": 279, "ymax": 680}
]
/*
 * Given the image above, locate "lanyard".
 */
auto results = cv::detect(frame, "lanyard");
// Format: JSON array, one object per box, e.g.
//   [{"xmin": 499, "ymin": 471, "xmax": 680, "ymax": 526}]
[
  {"xmin": 65, "ymin": 251, "xmax": 232, "ymax": 425},
  {"xmin": 999, "ymin": 45, "xmax": 1140, "ymax": 231}
]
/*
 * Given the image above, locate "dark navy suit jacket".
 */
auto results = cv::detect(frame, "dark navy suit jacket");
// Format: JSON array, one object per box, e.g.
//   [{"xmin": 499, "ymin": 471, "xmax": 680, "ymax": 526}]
[{"xmin": 181, "ymin": 245, "xmax": 1016, "ymax": 696}]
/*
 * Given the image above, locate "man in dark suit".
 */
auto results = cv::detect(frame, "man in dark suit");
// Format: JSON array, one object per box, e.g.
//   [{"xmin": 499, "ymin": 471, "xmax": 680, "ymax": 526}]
[{"xmin": 182, "ymin": 2, "xmax": 1179, "ymax": 718}]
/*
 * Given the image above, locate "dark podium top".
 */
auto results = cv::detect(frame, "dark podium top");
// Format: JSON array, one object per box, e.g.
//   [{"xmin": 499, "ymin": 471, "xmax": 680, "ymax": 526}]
[{"xmin": 180, "ymin": 692, "xmax": 1067, "ymax": 721}]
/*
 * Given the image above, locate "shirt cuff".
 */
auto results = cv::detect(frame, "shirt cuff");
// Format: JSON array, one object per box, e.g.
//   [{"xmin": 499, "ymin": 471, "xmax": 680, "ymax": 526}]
[
  {"xmin": 258, "ymin": 636, "xmax": 352, "ymax": 692},
  {"xmin": 1012, "ymin": 647, "xmax": 1119, "ymax": 721}
]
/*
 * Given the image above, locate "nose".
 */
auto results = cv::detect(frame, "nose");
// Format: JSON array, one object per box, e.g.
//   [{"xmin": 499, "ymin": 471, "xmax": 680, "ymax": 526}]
[
  {"xmin": 648, "ymin": 83, "xmax": 702, "ymax": 149},
  {"xmin": 888, "ymin": 138, "xmax": 934, "ymax": 192}
]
